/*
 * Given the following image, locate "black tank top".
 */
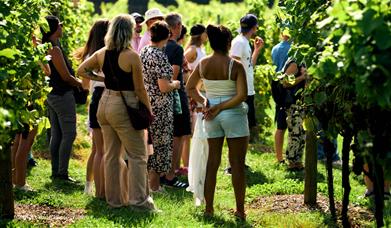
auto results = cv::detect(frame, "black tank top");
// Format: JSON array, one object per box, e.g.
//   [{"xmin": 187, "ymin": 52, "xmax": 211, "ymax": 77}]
[
  {"xmin": 102, "ymin": 50, "xmax": 134, "ymax": 91},
  {"xmin": 49, "ymin": 46, "xmax": 73, "ymax": 95}
]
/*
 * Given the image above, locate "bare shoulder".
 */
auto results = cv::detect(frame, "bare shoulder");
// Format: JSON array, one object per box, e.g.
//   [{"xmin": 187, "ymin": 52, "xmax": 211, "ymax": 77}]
[
  {"xmin": 122, "ymin": 48, "xmax": 140, "ymax": 62},
  {"xmin": 233, "ymin": 58, "xmax": 245, "ymax": 70},
  {"xmin": 49, "ymin": 46, "xmax": 62, "ymax": 56}
]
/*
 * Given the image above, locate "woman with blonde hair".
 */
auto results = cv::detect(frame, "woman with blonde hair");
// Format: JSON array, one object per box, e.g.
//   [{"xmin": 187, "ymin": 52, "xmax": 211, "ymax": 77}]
[{"xmin": 77, "ymin": 14, "xmax": 156, "ymax": 210}]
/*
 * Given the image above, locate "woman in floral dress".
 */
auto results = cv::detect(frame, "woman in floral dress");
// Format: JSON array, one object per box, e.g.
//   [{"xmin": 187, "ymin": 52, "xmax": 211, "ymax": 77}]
[{"xmin": 140, "ymin": 21, "xmax": 181, "ymax": 192}]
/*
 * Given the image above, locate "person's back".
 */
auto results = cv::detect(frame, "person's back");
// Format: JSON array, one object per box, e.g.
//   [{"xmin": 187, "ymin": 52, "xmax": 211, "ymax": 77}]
[
  {"xmin": 101, "ymin": 49, "xmax": 134, "ymax": 91},
  {"xmin": 77, "ymin": 14, "xmax": 155, "ymax": 211},
  {"xmin": 198, "ymin": 56, "xmax": 238, "ymax": 98},
  {"xmin": 186, "ymin": 24, "xmax": 249, "ymax": 220},
  {"xmin": 271, "ymin": 39, "xmax": 291, "ymax": 72}
]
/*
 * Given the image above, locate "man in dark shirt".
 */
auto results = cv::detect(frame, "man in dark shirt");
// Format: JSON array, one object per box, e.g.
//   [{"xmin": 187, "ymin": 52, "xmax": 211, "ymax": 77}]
[{"xmin": 162, "ymin": 13, "xmax": 190, "ymax": 188}]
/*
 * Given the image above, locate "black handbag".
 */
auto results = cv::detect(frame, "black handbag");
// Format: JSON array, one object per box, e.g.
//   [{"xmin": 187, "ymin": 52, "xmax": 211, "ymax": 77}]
[
  {"xmin": 73, "ymin": 86, "xmax": 89, "ymax": 104},
  {"xmin": 120, "ymin": 93, "xmax": 153, "ymax": 130}
]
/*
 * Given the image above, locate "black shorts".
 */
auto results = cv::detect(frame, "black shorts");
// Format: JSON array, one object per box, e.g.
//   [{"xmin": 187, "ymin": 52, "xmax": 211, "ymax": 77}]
[
  {"xmin": 275, "ymin": 106, "xmax": 287, "ymax": 130},
  {"xmin": 174, "ymin": 90, "xmax": 192, "ymax": 137},
  {"xmin": 245, "ymin": 95, "xmax": 257, "ymax": 128},
  {"xmin": 89, "ymin": 87, "xmax": 104, "ymax": 129}
]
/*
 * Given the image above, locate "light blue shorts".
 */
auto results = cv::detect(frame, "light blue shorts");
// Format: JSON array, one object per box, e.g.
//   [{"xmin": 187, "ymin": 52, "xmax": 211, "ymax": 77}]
[{"xmin": 205, "ymin": 96, "xmax": 250, "ymax": 138}]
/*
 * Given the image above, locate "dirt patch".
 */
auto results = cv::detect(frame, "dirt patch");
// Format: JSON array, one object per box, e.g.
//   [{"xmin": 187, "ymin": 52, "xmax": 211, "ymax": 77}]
[
  {"xmin": 248, "ymin": 194, "xmax": 373, "ymax": 227},
  {"xmin": 15, "ymin": 204, "xmax": 85, "ymax": 226}
]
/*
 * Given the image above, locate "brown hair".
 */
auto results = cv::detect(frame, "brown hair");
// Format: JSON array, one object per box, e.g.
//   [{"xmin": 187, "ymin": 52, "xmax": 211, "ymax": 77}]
[
  {"xmin": 150, "ymin": 21, "xmax": 170, "ymax": 43},
  {"xmin": 206, "ymin": 24, "xmax": 232, "ymax": 54},
  {"xmin": 74, "ymin": 19, "xmax": 109, "ymax": 62}
]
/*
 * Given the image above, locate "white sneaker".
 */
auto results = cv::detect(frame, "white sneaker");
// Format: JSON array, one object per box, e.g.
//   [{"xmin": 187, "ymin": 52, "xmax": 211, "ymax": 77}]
[{"xmin": 84, "ymin": 181, "xmax": 94, "ymax": 196}]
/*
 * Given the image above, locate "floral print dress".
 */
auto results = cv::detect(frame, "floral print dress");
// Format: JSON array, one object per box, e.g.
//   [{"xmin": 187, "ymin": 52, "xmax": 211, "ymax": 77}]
[{"xmin": 140, "ymin": 46, "xmax": 174, "ymax": 173}]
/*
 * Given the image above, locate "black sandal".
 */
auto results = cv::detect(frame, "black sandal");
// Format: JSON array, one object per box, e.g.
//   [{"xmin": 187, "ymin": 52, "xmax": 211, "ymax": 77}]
[{"xmin": 162, "ymin": 177, "xmax": 188, "ymax": 188}]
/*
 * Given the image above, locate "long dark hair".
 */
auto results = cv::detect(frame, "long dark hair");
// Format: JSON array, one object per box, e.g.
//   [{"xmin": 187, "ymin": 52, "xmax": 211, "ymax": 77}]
[
  {"xmin": 41, "ymin": 15, "xmax": 60, "ymax": 44},
  {"xmin": 74, "ymin": 19, "xmax": 109, "ymax": 62}
]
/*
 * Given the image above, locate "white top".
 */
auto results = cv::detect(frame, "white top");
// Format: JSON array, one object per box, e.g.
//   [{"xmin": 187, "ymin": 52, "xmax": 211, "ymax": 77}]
[
  {"xmin": 230, "ymin": 34, "xmax": 254, "ymax": 96},
  {"xmin": 188, "ymin": 46, "xmax": 207, "ymax": 71},
  {"xmin": 85, "ymin": 54, "xmax": 105, "ymax": 92},
  {"xmin": 200, "ymin": 59, "xmax": 236, "ymax": 98},
  {"xmin": 90, "ymin": 71, "xmax": 105, "ymax": 91}
]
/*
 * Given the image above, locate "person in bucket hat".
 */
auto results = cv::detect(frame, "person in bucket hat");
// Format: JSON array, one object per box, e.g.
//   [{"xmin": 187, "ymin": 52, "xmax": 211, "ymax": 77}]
[{"xmin": 137, "ymin": 8, "xmax": 165, "ymax": 53}]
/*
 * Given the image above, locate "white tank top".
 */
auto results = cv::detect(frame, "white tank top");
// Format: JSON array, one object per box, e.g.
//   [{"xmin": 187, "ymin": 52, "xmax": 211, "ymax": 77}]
[
  {"xmin": 188, "ymin": 46, "xmax": 206, "ymax": 71},
  {"xmin": 200, "ymin": 59, "xmax": 236, "ymax": 98}
]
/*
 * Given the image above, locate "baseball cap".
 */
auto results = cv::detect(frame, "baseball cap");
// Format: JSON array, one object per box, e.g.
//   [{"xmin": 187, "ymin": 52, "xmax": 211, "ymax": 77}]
[
  {"xmin": 240, "ymin": 14, "xmax": 258, "ymax": 33},
  {"xmin": 143, "ymin": 8, "xmax": 164, "ymax": 24},
  {"xmin": 131, "ymin": 12, "xmax": 145, "ymax": 24},
  {"xmin": 190, "ymin": 24, "xmax": 206, "ymax": 36}
]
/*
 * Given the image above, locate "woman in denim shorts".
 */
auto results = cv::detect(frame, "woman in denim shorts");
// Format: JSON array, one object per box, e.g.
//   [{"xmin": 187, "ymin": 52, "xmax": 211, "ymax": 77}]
[{"xmin": 186, "ymin": 24, "xmax": 249, "ymax": 220}]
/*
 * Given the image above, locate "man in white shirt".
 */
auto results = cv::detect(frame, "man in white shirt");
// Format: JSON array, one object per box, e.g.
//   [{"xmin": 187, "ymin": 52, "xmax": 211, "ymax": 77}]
[{"xmin": 230, "ymin": 14, "xmax": 264, "ymax": 143}]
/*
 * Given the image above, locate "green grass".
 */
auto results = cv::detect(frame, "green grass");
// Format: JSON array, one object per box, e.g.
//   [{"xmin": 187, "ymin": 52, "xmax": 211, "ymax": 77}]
[{"xmin": 5, "ymin": 104, "xmax": 390, "ymax": 227}]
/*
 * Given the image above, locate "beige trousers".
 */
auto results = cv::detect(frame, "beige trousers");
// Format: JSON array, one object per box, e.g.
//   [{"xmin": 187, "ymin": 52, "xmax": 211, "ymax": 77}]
[{"xmin": 97, "ymin": 90, "xmax": 150, "ymax": 207}]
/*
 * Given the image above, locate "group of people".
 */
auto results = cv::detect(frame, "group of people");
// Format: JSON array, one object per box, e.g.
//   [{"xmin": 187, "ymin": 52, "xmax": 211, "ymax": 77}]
[
  {"xmin": 12, "ymin": 5, "xmax": 387, "ymax": 221},
  {"xmin": 32, "ymin": 8, "xmax": 263, "ymax": 218}
]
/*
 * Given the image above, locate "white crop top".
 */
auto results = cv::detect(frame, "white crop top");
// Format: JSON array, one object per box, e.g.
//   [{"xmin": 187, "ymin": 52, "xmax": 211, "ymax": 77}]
[
  {"xmin": 200, "ymin": 59, "xmax": 236, "ymax": 98},
  {"xmin": 188, "ymin": 46, "xmax": 206, "ymax": 71}
]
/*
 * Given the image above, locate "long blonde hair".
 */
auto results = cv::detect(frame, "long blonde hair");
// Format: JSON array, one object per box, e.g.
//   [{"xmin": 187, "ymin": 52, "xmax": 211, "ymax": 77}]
[{"xmin": 105, "ymin": 14, "xmax": 134, "ymax": 51}]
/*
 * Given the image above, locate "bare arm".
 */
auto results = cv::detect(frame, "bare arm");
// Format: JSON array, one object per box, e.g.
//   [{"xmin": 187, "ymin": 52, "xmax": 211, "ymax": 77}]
[
  {"xmin": 186, "ymin": 63, "xmax": 207, "ymax": 106},
  {"xmin": 38, "ymin": 62, "xmax": 51, "ymax": 76},
  {"xmin": 251, "ymin": 37, "xmax": 264, "ymax": 66},
  {"xmin": 77, "ymin": 52, "xmax": 105, "ymax": 82},
  {"xmin": 158, "ymin": 79, "xmax": 180, "ymax": 93},
  {"xmin": 172, "ymin": 65, "xmax": 180, "ymax": 80},
  {"xmin": 50, "ymin": 47, "xmax": 82, "ymax": 87},
  {"xmin": 184, "ymin": 46, "xmax": 197, "ymax": 64},
  {"xmin": 131, "ymin": 53, "xmax": 152, "ymax": 112},
  {"xmin": 282, "ymin": 63, "xmax": 306, "ymax": 88}
]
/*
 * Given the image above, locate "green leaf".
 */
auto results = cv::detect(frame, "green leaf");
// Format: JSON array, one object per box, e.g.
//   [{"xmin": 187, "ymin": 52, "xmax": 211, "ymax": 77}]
[
  {"xmin": 317, "ymin": 17, "xmax": 333, "ymax": 29},
  {"xmin": 314, "ymin": 91, "xmax": 327, "ymax": 105},
  {"xmin": 0, "ymin": 48, "xmax": 18, "ymax": 59},
  {"xmin": 374, "ymin": 25, "xmax": 391, "ymax": 50}
]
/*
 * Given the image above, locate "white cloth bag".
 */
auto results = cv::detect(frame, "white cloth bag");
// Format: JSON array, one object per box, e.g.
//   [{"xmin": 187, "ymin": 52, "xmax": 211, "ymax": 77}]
[{"xmin": 186, "ymin": 112, "xmax": 209, "ymax": 206}]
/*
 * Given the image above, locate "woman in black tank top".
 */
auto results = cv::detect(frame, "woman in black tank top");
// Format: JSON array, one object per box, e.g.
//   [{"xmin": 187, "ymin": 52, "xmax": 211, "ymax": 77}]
[
  {"xmin": 41, "ymin": 15, "xmax": 82, "ymax": 182},
  {"xmin": 77, "ymin": 14, "xmax": 157, "ymax": 211}
]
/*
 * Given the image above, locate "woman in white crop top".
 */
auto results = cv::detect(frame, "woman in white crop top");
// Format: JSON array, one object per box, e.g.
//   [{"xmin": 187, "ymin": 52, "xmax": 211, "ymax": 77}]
[
  {"xmin": 185, "ymin": 24, "xmax": 208, "ymax": 72},
  {"xmin": 186, "ymin": 24, "xmax": 249, "ymax": 220}
]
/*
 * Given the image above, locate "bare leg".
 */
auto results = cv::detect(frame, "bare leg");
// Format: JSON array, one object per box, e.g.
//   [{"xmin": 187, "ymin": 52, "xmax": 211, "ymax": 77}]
[
  {"xmin": 86, "ymin": 136, "xmax": 95, "ymax": 183},
  {"xmin": 166, "ymin": 136, "xmax": 185, "ymax": 180},
  {"xmin": 15, "ymin": 128, "xmax": 37, "ymax": 187},
  {"xmin": 181, "ymin": 135, "xmax": 191, "ymax": 168},
  {"xmin": 274, "ymin": 129, "xmax": 285, "ymax": 162},
  {"xmin": 204, "ymin": 137, "xmax": 224, "ymax": 215},
  {"xmin": 93, "ymin": 128, "xmax": 105, "ymax": 198},
  {"xmin": 149, "ymin": 170, "xmax": 160, "ymax": 191},
  {"xmin": 227, "ymin": 136, "xmax": 248, "ymax": 219}
]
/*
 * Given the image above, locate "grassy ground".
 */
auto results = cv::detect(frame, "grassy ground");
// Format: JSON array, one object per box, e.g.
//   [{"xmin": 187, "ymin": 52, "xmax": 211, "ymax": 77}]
[{"xmin": 3, "ymin": 103, "xmax": 390, "ymax": 227}]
